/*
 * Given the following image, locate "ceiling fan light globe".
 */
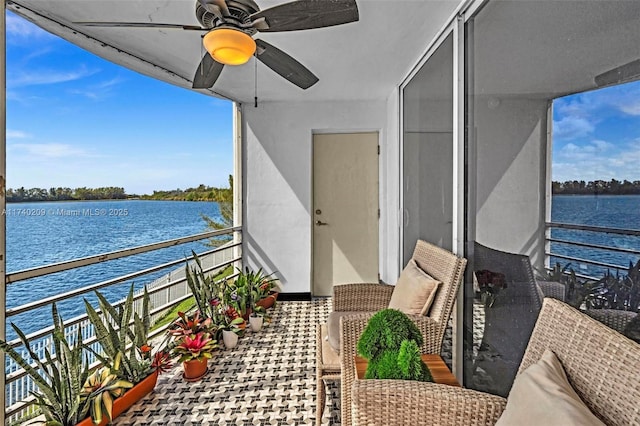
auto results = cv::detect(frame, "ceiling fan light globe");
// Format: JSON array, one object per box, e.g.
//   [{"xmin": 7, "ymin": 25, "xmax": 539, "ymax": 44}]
[{"xmin": 203, "ymin": 28, "xmax": 256, "ymax": 66}]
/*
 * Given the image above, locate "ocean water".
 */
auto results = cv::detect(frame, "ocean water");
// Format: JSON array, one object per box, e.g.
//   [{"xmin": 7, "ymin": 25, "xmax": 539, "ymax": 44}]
[
  {"xmin": 5, "ymin": 195, "xmax": 640, "ymax": 339},
  {"xmin": 549, "ymin": 195, "xmax": 640, "ymax": 278},
  {"xmin": 5, "ymin": 200, "xmax": 223, "ymax": 340}
]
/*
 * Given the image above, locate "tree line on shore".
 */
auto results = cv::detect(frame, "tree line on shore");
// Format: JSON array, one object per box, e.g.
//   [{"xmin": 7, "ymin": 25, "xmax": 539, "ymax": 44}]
[
  {"xmin": 552, "ymin": 179, "xmax": 640, "ymax": 195},
  {"xmin": 140, "ymin": 179, "xmax": 232, "ymax": 203},
  {"xmin": 6, "ymin": 178, "xmax": 233, "ymax": 203},
  {"xmin": 10, "ymin": 177, "xmax": 636, "ymax": 202},
  {"xmin": 6, "ymin": 187, "xmax": 127, "ymax": 202}
]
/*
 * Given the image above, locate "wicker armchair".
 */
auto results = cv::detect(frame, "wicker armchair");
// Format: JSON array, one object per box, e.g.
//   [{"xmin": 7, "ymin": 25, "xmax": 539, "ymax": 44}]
[
  {"xmin": 585, "ymin": 308, "xmax": 637, "ymax": 333},
  {"xmin": 472, "ymin": 242, "xmax": 544, "ymax": 397},
  {"xmin": 349, "ymin": 298, "xmax": 640, "ymax": 425},
  {"xmin": 327, "ymin": 240, "xmax": 466, "ymax": 426}
]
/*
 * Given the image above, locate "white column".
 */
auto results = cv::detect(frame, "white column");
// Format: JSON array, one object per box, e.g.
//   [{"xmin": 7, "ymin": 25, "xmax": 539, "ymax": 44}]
[
  {"xmin": 233, "ymin": 103, "xmax": 243, "ymax": 271},
  {"xmin": 1, "ymin": 1, "xmax": 7, "ymax": 422}
]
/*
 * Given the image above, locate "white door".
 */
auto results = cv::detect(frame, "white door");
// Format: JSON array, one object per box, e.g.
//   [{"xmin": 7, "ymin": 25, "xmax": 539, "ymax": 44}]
[{"xmin": 313, "ymin": 132, "xmax": 379, "ymax": 296}]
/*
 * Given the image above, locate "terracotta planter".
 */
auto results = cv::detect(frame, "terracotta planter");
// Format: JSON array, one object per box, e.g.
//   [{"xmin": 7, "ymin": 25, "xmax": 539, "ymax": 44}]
[
  {"xmin": 182, "ymin": 358, "xmax": 208, "ymax": 382},
  {"xmin": 249, "ymin": 315, "xmax": 263, "ymax": 332},
  {"xmin": 256, "ymin": 292, "xmax": 279, "ymax": 310},
  {"xmin": 237, "ymin": 318, "xmax": 247, "ymax": 331},
  {"xmin": 76, "ymin": 371, "xmax": 159, "ymax": 426},
  {"xmin": 222, "ymin": 329, "xmax": 239, "ymax": 349}
]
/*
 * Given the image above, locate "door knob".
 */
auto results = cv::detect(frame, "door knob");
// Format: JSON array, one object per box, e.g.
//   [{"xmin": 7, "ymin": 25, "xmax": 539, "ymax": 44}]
[{"xmin": 315, "ymin": 220, "xmax": 328, "ymax": 226}]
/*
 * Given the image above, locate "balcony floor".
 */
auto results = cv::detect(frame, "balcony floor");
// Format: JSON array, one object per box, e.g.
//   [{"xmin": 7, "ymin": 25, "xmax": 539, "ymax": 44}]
[
  {"xmin": 115, "ymin": 299, "xmax": 454, "ymax": 425},
  {"xmin": 116, "ymin": 299, "xmax": 339, "ymax": 425}
]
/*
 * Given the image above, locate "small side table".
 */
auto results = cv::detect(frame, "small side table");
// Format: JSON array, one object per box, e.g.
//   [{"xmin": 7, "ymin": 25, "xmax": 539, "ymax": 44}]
[{"xmin": 355, "ymin": 354, "xmax": 461, "ymax": 387}]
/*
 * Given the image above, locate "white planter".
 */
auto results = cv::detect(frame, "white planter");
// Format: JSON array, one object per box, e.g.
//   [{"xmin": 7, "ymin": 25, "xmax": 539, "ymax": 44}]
[
  {"xmin": 249, "ymin": 315, "xmax": 263, "ymax": 332},
  {"xmin": 222, "ymin": 329, "xmax": 238, "ymax": 349}
]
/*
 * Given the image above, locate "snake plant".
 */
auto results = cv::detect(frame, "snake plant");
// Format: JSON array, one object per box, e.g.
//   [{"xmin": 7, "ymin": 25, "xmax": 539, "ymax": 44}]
[
  {"xmin": 0, "ymin": 303, "xmax": 90, "ymax": 426},
  {"xmin": 84, "ymin": 284, "xmax": 154, "ymax": 384}
]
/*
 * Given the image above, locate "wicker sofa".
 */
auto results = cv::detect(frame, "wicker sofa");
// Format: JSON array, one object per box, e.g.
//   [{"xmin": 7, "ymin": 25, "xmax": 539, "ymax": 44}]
[
  {"xmin": 348, "ymin": 298, "xmax": 640, "ymax": 425},
  {"xmin": 322, "ymin": 240, "xmax": 466, "ymax": 426}
]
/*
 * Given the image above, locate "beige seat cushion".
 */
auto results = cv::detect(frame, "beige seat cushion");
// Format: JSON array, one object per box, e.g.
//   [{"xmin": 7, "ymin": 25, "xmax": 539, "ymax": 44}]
[
  {"xmin": 388, "ymin": 259, "xmax": 441, "ymax": 315},
  {"xmin": 319, "ymin": 324, "xmax": 340, "ymax": 367},
  {"xmin": 327, "ymin": 311, "xmax": 360, "ymax": 354},
  {"xmin": 496, "ymin": 350, "xmax": 605, "ymax": 426}
]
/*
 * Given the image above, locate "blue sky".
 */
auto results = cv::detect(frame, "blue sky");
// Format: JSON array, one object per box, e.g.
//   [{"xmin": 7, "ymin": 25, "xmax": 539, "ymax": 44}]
[
  {"xmin": 6, "ymin": 11, "xmax": 233, "ymax": 195},
  {"xmin": 552, "ymin": 81, "xmax": 640, "ymax": 183}
]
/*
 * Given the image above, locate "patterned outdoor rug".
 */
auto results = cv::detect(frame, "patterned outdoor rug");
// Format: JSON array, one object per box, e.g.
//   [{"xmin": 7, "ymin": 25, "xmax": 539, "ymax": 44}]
[{"xmin": 116, "ymin": 299, "xmax": 454, "ymax": 425}]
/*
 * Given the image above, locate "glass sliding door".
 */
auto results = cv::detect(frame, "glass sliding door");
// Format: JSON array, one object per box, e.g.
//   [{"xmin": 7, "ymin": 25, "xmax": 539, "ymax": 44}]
[
  {"xmin": 402, "ymin": 33, "xmax": 454, "ymax": 266},
  {"xmin": 462, "ymin": 0, "xmax": 640, "ymax": 397}
]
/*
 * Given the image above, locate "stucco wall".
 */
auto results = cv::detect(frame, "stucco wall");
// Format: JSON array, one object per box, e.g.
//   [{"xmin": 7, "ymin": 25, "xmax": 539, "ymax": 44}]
[{"xmin": 242, "ymin": 100, "xmax": 396, "ymax": 293}]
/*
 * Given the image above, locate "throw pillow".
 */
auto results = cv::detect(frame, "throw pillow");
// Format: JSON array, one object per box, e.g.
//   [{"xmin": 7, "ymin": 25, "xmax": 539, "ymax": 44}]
[
  {"xmin": 495, "ymin": 349, "xmax": 605, "ymax": 426},
  {"xmin": 388, "ymin": 259, "xmax": 440, "ymax": 315}
]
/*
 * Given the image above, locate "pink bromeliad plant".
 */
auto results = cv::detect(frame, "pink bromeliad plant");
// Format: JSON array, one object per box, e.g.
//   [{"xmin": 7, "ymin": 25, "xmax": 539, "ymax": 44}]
[
  {"xmin": 168, "ymin": 311, "xmax": 213, "ymax": 339},
  {"xmin": 172, "ymin": 331, "xmax": 218, "ymax": 363}
]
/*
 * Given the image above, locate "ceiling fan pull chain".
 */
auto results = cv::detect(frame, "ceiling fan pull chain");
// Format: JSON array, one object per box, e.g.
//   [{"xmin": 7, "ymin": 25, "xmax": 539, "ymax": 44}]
[
  {"xmin": 254, "ymin": 52, "xmax": 258, "ymax": 108},
  {"xmin": 200, "ymin": 35, "xmax": 205, "ymax": 76}
]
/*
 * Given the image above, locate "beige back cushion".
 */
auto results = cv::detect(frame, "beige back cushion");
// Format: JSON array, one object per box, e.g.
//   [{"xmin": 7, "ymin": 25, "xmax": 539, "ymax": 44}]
[
  {"xmin": 496, "ymin": 349, "xmax": 605, "ymax": 426},
  {"xmin": 388, "ymin": 259, "xmax": 440, "ymax": 315}
]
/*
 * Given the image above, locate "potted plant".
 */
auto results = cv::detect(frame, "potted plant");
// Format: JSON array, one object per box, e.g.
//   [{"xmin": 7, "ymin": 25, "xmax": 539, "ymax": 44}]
[
  {"xmin": 84, "ymin": 285, "xmax": 165, "ymax": 384},
  {"xmin": 82, "ymin": 284, "xmax": 172, "ymax": 425},
  {"xmin": 80, "ymin": 353, "xmax": 133, "ymax": 425},
  {"xmin": 216, "ymin": 306, "xmax": 245, "ymax": 349},
  {"xmin": 185, "ymin": 251, "xmax": 222, "ymax": 320},
  {"xmin": 171, "ymin": 331, "xmax": 218, "ymax": 381},
  {"xmin": 253, "ymin": 270, "xmax": 280, "ymax": 310},
  {"xmin": 0, "ymin": 304, "xmax": 91, "ymax": 426},
  {"xmin": 167, "ymin": 310, "xmax": 214, "ymax": 339},
  {"xmin": 475, "ymin": 269, "xmax": 507, "ymax": 308},
  {"xmin": 356, "ymin": 309, "xmax": 432, "ymax": 382}
]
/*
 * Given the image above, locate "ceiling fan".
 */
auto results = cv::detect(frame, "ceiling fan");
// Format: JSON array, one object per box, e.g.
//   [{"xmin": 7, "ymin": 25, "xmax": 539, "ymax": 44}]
[
  {"xmin": 75, "ymin": 0, "xmax": 359, "ymax": 90},
  {"xmin": 595, "ymin": 58, "xmax": 640, "ymax": 88}
]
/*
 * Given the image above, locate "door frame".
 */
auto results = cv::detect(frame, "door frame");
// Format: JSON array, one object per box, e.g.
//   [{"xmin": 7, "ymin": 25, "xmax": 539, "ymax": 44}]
[
  {"xmin": 310, "ymin": 129, "xmax": 382, "ymax": 296},
  {"xmin": 398, "ymin": 17, "xmax": 466, "ymax": 378}
]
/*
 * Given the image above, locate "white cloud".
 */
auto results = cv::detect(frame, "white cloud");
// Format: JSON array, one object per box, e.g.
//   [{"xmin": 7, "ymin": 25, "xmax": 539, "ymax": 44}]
[
  {"xmin": 553, "ymin": 139, "xmax": 640, "ymax": 182},
  {"xmin": 69, "ymin": 77, "xmax": 124, "ymax": 100},
  {"xmin": 616, "ymin": 100, "xmax": 640, "ymax": 116},
  {"xmin": 553, "ymin": 116, "xmax": 594, "ymax": 140},
  {"xmin": 5, "ymin": 13, "xmax": 52, "ymax": 40},
  {"xmin": 10, "ymin": 143, "xmax": 92, "ymax": 159},
  {"xmin": 8, "ymin": 66, "xmax": 98, "ymax": 87},
  {"xmin": 6, "ymin": 130, "xmax": 30, "ymax": 139}
]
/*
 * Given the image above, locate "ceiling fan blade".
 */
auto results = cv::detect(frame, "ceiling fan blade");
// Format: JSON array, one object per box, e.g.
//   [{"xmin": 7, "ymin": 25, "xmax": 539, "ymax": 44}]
[
  {"xmin": 209, "ymin": 0, "xmax": 230, "ymax": 17},
  {"xmin": 74, "ymin": 22, "xmax": 207, "ymax": 31},
  {"xmin": 595, "ymin": 58, "xmax": 640, "ymax": 87},
  {"xmin": 193, "ymin": 54, "xmax": 225, "ymax": 89},
  {"xmin": 250, "ymin": 0, "xmax": 358, "ymax": 32},
  {"xmin": 255, "ymin": 39, "xmax": 318, "ymax": 89}
]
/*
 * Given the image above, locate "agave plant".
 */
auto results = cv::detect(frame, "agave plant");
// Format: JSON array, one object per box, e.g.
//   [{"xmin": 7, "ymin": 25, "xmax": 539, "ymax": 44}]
[
  {"xmin": 81, "ymin": 352, "xmax": 133, "ymax": 425},
  {"xmin": 0, "ymin": 304, "xmax": 90, "ymax": 426},
  {"xmin": 84, "ymin": 284, "xmax": 156, "ymax": 384}
]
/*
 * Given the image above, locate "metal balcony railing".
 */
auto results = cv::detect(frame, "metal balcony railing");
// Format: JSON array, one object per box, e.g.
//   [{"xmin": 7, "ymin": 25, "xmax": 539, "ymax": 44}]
[
  {"xmin": 3, "ymin": 226, "xmax": 242, "ymax": 424},
  {"xmin": 545, "ymin": 222, "xmax": 640, "ymax": 279}
]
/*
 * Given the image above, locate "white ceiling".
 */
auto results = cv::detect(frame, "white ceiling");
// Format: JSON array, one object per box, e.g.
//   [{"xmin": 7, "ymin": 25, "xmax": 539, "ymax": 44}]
[
  {"xmin": 471, "ymin": 1, "xmax": 640, "ymax": 99},
  {"xmin": 8, "ymin": 0, "xmax": 461, "ymax": 103}
]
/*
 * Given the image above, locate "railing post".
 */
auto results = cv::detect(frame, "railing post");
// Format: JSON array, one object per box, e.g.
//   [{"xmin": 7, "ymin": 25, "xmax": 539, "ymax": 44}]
[
  {"xmin": 1, "ymin": 0, "xmax": 7, "ymax": 422},
  {"xmin": 233, "ymin": 103, "xmax": 243, "ymax": 272}
]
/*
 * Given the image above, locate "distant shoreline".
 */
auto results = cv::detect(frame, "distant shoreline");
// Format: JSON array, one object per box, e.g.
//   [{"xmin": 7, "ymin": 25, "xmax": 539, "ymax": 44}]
[{"xmin": 5, "ymin": 198, "xmax": 220, "ymax": 204}]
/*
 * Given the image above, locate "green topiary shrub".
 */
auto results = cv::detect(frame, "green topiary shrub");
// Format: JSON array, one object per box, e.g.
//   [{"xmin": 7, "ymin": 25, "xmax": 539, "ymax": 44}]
[
  {"xmin": 398, "ymin": 340, "xmax": 432, "ymax": 382},
  {"xmin": 357, "ymin": 309, "xmax": 424, "ymax": 360},
  {"xmin": 357, "ymin": 309, "xmax": 432, "ymax": 382}
]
